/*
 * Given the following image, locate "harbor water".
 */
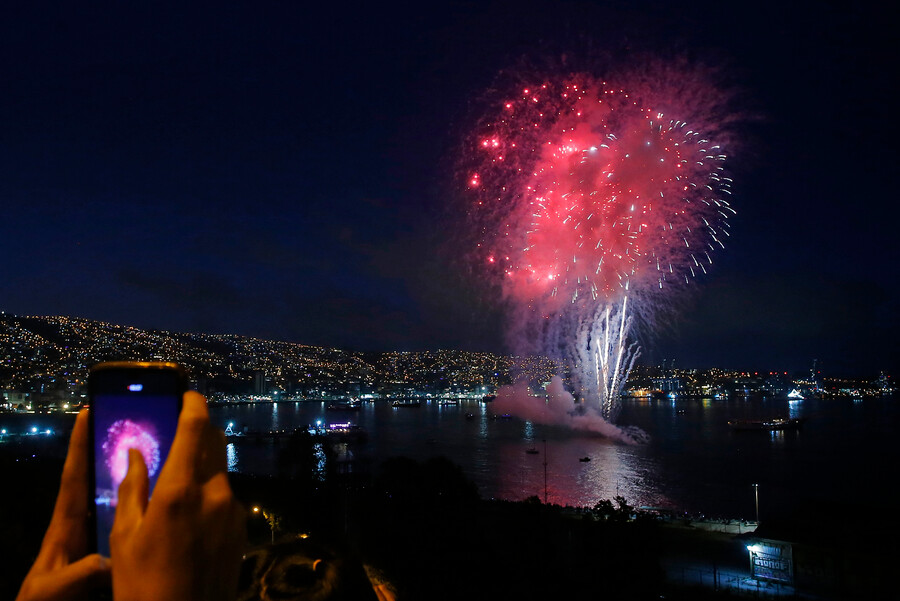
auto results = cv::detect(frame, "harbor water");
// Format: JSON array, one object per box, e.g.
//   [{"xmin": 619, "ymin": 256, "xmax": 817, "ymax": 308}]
[{"xmin": 210, "ymin": 394, "xmax": 899, "ymax": 520}]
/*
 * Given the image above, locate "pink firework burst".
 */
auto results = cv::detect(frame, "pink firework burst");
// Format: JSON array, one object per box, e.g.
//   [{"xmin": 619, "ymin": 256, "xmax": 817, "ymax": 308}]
[
  {"xmin": 467, "ymin": 71, "xmax": 734, "ymax": 311},
  {"xmin": 103, "ymin": 419, "xmax": 162, "ymax": 492},
  {"xmin": 462, "ymin": 59, "xmax": 739, "ymax": 428}
]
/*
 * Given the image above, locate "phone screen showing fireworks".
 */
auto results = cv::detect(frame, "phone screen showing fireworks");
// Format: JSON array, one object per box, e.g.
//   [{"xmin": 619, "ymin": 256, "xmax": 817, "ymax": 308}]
[{"xmin": 89, "ymin": 364, "xmax": 184, "ymax": 556}]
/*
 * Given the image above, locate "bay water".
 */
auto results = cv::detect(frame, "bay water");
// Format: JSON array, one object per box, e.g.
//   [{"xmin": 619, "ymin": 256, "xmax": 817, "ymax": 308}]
[{"xmin": 211, "ymin": 394, "xmax": 898, "ymax": 521}]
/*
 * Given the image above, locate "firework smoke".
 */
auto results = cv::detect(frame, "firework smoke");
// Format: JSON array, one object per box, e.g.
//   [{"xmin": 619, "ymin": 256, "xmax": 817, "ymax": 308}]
[
  {"xmin": 466, "ymin": 58, "xmax": 735, "ymax": 435},
  {"xmin": 494, "ymin": 376, "xmax": 648, "ymax": 444}
]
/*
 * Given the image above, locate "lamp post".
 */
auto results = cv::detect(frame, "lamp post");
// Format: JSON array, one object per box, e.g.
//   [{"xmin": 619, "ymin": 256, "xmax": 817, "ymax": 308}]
[
  {"xmin": 752, "ymin": 483, "xmax": 760, "ymax": 525},
  {"xmin": 253, "ymin": 506, "xmax": 281, "ymax": 544}
]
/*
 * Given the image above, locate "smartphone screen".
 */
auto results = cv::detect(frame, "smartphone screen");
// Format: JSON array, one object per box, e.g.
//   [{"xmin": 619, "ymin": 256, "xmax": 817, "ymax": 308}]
[{"xmin": 88, "ymin": 362, "xmax": 186, "ymax": 556}]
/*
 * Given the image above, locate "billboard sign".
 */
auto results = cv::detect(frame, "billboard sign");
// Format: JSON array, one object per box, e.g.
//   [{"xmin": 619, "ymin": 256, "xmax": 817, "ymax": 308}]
[{"xmin": 747, "ymin": 539, "xmax": 793, "ymax": 584}]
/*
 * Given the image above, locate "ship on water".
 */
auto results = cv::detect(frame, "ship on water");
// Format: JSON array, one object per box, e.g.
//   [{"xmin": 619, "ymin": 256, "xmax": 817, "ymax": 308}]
[
  {"xmin": 391, "ymin": 399, "xmax": 421, "ymax": 408},
  {"xmin": 326, "ymin": 399, "xmax": 362, "ymax": 411},
  {"xmin": 728, "ymin": 417, "xmax": 803, "ymax": 431}
]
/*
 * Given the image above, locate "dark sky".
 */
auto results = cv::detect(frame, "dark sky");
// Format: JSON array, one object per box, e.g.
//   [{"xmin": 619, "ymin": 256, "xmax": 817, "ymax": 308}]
[{"xmin": 1, "ymin": 1, "xmax": 896, "ymax": 377}]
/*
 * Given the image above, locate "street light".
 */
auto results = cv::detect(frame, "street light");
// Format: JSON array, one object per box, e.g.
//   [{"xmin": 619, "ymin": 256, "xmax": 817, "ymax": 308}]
[
  {"xmin": 752, "ymin": 483, "xmax": 760, "ymax": 525},
  {"xmin": 252, "ymin": 505, "xmax": 280, "ymax": 543}
]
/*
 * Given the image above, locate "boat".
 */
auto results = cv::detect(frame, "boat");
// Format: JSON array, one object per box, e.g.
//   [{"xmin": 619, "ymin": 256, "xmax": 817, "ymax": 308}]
[
  {"xmin": 727, "ymin": 417, "xmax": 803, "ymax": 431},
  {"xmin": 525, "ymin": 447, "xmax": 539, "ymax": 455},
  {"xmin": 314, "ymin": 422, "xmax": 367, "ymax": 442},
  {"xmin": 579, "ymin": 456, "xmax": 591, "ymax": 462},
  {"xmin": 392, "ymin": 399, "xmax": 421, "ymax": 408},
  {"xmin": 481, "ymin": 395, "xmax": 496, "ymax": 403},
  {"xmin": 327, "ymin": 400, "xmax": 362, "ymax": 411}
]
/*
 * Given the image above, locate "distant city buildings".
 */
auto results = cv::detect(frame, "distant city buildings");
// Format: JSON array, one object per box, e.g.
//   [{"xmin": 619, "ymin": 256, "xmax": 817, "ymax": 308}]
[{"xmin": 0, "ymin": 314, "xmax": 894, "ymax": 403}]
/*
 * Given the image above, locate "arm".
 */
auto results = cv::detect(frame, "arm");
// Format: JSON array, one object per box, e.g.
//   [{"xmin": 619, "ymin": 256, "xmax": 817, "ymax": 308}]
[
  {"xmin": 110, "ymin": 391, "xmax": 246, "ymax": 601},
  {"xmin": 16, "ymin": 410, "xmax": 111, "ymax": 601}
]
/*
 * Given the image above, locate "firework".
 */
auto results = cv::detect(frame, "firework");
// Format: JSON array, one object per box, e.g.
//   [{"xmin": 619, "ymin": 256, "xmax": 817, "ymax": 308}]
[
  {"xmin": 469, "ymin": 75, "xmax": 732, "ymax": 308},
  {"xmin": 467, "ymin": 62, "xmax": 735, "ymax": 427},
  {"xmin": 571, "ymin": 298, "xmax": 640, "ymax": 422},
  {"xmin": 103, "ymin": 419, "xmax": 161, "ymax": 493}
]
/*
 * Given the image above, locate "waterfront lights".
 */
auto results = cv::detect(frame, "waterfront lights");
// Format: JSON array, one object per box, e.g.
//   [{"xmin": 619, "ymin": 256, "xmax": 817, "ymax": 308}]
[{"xmin": 31, "ymin": 426, "xmax": 37, "ymax": 433}]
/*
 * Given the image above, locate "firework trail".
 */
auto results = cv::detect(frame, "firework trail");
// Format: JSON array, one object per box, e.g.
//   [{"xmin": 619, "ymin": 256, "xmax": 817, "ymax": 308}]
[
  {"xmin": 570, "ymin": 299, "xmax": 640, "ymax": 424},
  {"xmin": 466, "ymin": 59, "xmax": 735, "ymax": 434}
]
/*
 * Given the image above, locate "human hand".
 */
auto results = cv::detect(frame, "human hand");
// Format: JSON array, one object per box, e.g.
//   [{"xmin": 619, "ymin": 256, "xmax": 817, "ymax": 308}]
[
  {"xmin": 110, "ymin": 391, "xmax": 246, "ymax": 601},
  {"xmin": 15, "ymin": 410, "xmax": 111, "ymax": 601}
]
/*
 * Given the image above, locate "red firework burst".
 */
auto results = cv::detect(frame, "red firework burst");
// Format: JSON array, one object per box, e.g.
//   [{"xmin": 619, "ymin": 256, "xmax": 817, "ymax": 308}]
[{"xmin": 468, "ymin": 72, "xmax": 734, "ymax": 310}]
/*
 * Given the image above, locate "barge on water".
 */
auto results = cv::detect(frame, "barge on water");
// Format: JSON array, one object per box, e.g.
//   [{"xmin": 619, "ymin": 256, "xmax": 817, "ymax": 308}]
[{"xmin": 728, "ymin": 417, "xmax": 803, "ymax": 431}]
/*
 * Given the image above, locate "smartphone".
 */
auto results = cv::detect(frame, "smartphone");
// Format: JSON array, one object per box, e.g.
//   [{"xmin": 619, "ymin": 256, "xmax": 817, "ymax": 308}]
[{"xmin": 88, "ymin": 361, "xmax": 187, "ymax": 556}]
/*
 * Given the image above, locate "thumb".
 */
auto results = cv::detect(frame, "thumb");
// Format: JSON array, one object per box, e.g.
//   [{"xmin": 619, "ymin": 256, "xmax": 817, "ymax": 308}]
[
  {"xmin": 112, "ymin": 449, "xmax": 148, "ymax": 539},
  {"xmin": 25, "ymin": 554, "xmax": 111, "ymax": 601}
]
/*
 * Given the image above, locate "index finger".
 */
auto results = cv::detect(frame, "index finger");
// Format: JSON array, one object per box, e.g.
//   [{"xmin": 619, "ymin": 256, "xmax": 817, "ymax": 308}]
[
  {"xmin": 157, "ymin": 391, "xmax": 210, "ymax": 485},
  {"xmin": 51, "ymin": 409, "xmax": 91, "ymax": 526},
  {"xmin": 36, "ymin": 409, "xmax": 91, "ymax": 563}
]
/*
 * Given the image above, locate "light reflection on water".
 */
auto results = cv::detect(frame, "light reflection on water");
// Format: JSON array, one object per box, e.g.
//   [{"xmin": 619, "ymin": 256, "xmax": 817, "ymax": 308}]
[
  {"xmin": 209, "ymin": 395, "xmax": 899, "ymax": 518},
  {"xmin": 477, "ymin": 405, "xmax": 489, "ymax": 440},
  {"xmin": 491, "ymin": 434, "xmax": 667, "ymax": 509},
  {"xmin": 211, "ymin": 399, "xmax": 668, "ymax": 509},
  {"xmin": 312, "ymin": 443, "xmax": 326, "ymax": 481},
  {"xmin": 226, "ymin": 442, "xmax": 238, "ymax": 472}
]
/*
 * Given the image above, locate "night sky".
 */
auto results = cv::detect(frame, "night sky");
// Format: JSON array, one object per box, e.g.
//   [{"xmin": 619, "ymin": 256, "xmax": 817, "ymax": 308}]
[{"xmin": 2, "ymin": 1, "xmax": 895, "ymax": 377}]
